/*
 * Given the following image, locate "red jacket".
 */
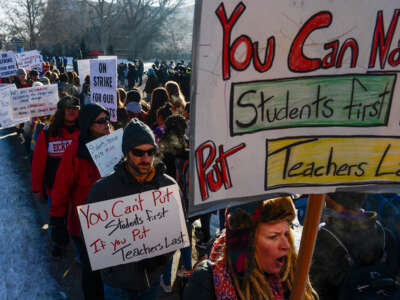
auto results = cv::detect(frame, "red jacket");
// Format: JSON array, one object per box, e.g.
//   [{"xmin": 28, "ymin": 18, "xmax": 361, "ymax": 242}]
[
  {"xmin": 50, "ymin": 140, "xmax": 100, "ymax": 237},
  {"xmin": 31, "ymin": 127, "xmax": 79, "ymax": 194}
]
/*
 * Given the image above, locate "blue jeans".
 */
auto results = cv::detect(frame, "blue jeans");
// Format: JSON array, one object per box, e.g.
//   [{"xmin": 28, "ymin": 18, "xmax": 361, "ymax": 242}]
[
  {"xmin": 104, "ymin": 282, "xmax": 160, "ymax": 300},
  {"xmin": 162, "ymin": 247, "xmax": 192, "ymax": 285}
]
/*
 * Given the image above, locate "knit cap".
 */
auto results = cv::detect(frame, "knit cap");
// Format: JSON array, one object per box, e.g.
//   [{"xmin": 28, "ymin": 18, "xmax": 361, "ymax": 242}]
[{"xmin": 122, "ymin": 118, "xmax": 157, "ymax": 155}]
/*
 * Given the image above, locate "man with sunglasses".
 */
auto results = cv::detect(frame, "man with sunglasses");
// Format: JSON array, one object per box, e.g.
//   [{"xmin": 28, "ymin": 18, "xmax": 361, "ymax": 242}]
[{"xmin": 86, "ymin": 118, "xmax": 178, "ymax": 299}]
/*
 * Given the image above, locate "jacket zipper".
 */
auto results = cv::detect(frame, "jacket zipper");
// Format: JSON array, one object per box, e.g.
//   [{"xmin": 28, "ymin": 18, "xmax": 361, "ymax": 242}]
[{"xmin": 144, "ymin": 268, "xmax": 151, "ymax": 288}]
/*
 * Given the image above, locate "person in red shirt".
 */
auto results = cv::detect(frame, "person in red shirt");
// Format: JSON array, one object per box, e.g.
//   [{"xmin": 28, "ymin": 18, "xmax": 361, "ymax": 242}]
[
  {"xmin": 32, "ymin": 96, "xmax": 80, "ymax": 203},
  {"xmin": 50, "ymin": 103, "xmax": 111, "ymax": 300}
]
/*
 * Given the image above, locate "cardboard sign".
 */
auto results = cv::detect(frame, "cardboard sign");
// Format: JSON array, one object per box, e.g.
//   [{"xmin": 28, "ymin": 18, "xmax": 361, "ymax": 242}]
[
  {"xmin": 77, "ymin": 184, "xmax": 189, "ymax": 271},
  {"xmin": 10, "ymin": 84, "xmax": 59, "ymax": 119},
  {"xmin": 77, "ymin": 59, "xmax": 91, "ymax": 88},
  {"xmin": 0, "ymin": 85, "xmax": 28, "ymax": 129},
  {"xmin": 86, "ymin": 129, "xmax": 123, "ymax": 177},
  {"xmin": 189, "ymin": 0, "xmax": 400, "ymax": 214},
  {"xmin": 28, "ymin": 84, "xmax": 59, "ymax": 118},
  {"xmin": 0, "ymin": 51, "xmax": 17, "ymax": 78},
  {"xmin": 90, "ymin": 59, "xmax": 117, "ymax": 121},
  {"xmin": 15, "ymin": 50, "xmax": 43, "ymax": 71}
]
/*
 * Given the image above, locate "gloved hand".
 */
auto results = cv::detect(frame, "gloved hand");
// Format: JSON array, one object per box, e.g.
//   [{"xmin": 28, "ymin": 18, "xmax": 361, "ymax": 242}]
[{"xmin": 49, "ymin": 216, "xmax": 69, "ymax": 247}]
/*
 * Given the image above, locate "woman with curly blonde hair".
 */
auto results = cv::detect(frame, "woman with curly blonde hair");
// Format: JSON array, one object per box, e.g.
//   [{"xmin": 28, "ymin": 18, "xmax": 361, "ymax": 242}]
[
  {"xmin": 165, "ymin": 80, "xmax": 187, "ymax": 115},
  {"xmin": 184, "ymin": 196, "xmax": 318, "ymax": 300}
]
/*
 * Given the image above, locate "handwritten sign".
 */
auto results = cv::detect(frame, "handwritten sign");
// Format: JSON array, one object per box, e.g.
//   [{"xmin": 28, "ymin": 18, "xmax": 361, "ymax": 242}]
[
  {"xmin": 28, "ymin": 84, "xmax": 59, "ymax": 118},
  {"xmin": 86, "ymin": 129, "xmax": 123, "ymax": 177},
  {"xmin": 189, "ymin": 0, "xmax": 400, "ymax": 215},
  {"xmin": 77, "ymin": 59, "xmax": 91, "ymax": 88},
  {"xmin": 10, "ymin": 84, "xmax": 59, "ymax": 119},
  {"xmin": 77, "ymin": 184, "xmax": 189, "ymax": 271},
  {"xmin": 0, "ymin": 85, "xmax": 28, "ymax": 129},
  {"xmin": 0, "ymin": 51, "xmax": 17, "ymax": 78},
  {"xmin": 15, "ymin": 50, "xmax": 43, "ymax": 71},
  {"xmin": 90, "ymin": 59, "xmax": 117, "ymax": 121}
]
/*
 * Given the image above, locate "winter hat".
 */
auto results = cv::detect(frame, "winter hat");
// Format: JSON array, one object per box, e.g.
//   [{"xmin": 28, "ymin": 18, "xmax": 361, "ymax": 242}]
[
  {"xmin": 77, "ymin": 103, "xmax": 109, "ymax": 160},
  {"xmin": 16, "ymin": 68, "xmax": 26, "ymax": 76},
  {"xmin": 327, "ymin": 192, "xmax": 366, "ymax": 211},
  {"xmin": 122, "ymin": 118, "xmax": 157, "ymax": 155},
  {"xmin": 57, "ymin": 96, "xmax": 80, "ymax": 111},
  {"xmin": 32, "ymin": 81, "xmax": 43, "ymax": 87},
  {"xmin": 126, "ymin": 89, "xmax": 141, "ymax": 103},
  {"xmin": 39, "ymin": 77, "xmax": 50, "ymax": 85},
  {"xmin": 226, "ymin": 197, "xmax": 296, "ymax": 277}
]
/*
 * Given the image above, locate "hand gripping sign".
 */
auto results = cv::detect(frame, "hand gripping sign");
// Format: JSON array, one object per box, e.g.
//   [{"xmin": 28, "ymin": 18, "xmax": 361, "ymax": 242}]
[{"xmin": 77, "ymin": 184, "xmax": 189, "ymax": 271}]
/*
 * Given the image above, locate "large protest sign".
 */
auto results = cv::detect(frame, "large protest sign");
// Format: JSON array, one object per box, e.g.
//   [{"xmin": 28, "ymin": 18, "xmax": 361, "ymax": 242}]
[
  {"xmin": 10, "ymin": 84, "xmax": 59, "ymax": 119},
  {"xmin": 86, "ymin": 129, "xmax": 123, "ymax": 177},
  {"xmin": 90, "ymin": 59, "xmax": 117, "ymax": 121},
  {"xmin": 77, "ymin": 59, "xmax": 91, "ymax": 88},
  {"xmin": 15, "ymin": 50, "xmax": 43, "ymax": 71},
  {"xmin": 0, "ymin": 51, "xmax": 17, "ymax": 78},
  {"xmin": 0, "ymin": 85, "xmax": 28, "ymax": 129},
  {"xmin": 189, "ymin": 0, "xmax": 400, "ymax": 214},
  {"xmin": 77, "ymin": 184, "xmax": 189, "ymax": 271}
]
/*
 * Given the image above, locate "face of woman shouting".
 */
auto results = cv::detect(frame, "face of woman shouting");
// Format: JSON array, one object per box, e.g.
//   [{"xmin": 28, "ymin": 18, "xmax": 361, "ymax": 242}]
[{"xmin": 255, "ymin": 221, "xmax": 291, "ymax": 275}]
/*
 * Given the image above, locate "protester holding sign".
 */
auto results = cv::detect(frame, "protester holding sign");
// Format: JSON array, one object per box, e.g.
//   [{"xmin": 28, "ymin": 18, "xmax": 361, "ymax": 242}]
[
  {"xmin": 310, "ymin": 192, "xmax": 400, "ymax": 300},
  {"xmin": 32, "ymin": 96, "xmax": 80, "ymax": 257},
  {"xmin": 184, "ymin": 196, "xmax": 318, "ymax": 300},
  {"xmin": 85, "ymin": 118, "xmax": 179, "ymax": 299},
  {"xmin": 50, "ymin": 103, "xmax": 111, "ymax": 300}
]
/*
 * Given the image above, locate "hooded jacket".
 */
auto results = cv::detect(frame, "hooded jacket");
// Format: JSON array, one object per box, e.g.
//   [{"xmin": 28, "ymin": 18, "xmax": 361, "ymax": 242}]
[
  {"xmin": 310, "ymin": 209, "xmax": 400, "ymax": 300},
  {"xmin": 86, "ymin": 161, "xmax": 175, "ymax": 291},
  {"xmin": 50, "ymin": 104, "xmax": 108, "ymax": 236}
]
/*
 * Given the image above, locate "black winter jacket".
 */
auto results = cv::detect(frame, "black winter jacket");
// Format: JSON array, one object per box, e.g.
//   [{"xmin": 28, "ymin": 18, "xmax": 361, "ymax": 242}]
[
  {"xmin": 86, "ymin": 161, "xmax": 176, "ymax": 291},
  {"xmin": 310, "ymin": 209, "xmax": 400, "ymax": 300}
]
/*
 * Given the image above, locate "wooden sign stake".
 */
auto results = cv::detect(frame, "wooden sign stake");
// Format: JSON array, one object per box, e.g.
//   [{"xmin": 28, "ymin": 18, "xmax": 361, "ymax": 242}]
[{"xmin": 290, "ymin": 194, "xmax": 325, "ymax": 300}]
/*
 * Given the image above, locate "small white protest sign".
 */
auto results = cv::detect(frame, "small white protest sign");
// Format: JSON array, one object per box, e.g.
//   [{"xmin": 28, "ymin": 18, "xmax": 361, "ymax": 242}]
[
  {"xmin": 90, "ymin": 59, "xmax": 117, "ymax": 121},
  {"xmin": 77, "ymin": 59, "xmax": 91, "ymax": 88},
  {"xmin": 77, "ymin": 184, "xmax": 189, "ymax": 271},
  {"xmin": 0, "ymin": 51, "xmax": 17, "ymax": 78},
  {"xmin": 29, "ymin": 84, "xmax": 59, "ymax": 118},
  {"xmin": 0, "ymin": 85, "xmax": 27, "ymax": 129},
  {"xmin": 16, "ymin": 50, "xmax": 43, "ymax": 71},
  {"xmin": 10, "ymin": 88, "xmax": 30, "ymax": 120},
  {"xmin": 86, "ymin": 129, "xmax": 123, "ymax": 177}
]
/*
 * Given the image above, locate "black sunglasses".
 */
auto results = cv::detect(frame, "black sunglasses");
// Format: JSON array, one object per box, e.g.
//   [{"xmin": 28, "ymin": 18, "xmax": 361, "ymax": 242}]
[
  {"xmin": 93, "ymin": 116, "xmax": 110, "ymax": 124},
  {"xmin": 130, "ymin": 148, "xmax": 157, "ymax": 157}
]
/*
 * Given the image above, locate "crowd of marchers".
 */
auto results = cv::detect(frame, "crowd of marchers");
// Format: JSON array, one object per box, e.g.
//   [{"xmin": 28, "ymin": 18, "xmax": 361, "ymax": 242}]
[{"xmin": 1, "ymin": 57, "xmax": 400, "ymax": 300}]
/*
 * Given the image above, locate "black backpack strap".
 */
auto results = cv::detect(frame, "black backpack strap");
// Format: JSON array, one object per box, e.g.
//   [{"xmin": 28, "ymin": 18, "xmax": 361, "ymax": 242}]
[
  {"xmin": 376, "ymin": 220, "xmax": 388, "ymax": 263},
  {"xmin": 42, "ymin": 124, "xmax": 50, "ymax": 146},
  {"xmin": 320, "ymin": 224, "xmax": 355, "ymax": 266}
]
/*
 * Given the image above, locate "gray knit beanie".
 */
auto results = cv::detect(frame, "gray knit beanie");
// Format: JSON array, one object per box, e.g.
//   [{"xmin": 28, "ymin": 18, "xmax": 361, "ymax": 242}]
[{"xmin": 122, "ymin": 118, "xmax": 157, "ymax": 155}]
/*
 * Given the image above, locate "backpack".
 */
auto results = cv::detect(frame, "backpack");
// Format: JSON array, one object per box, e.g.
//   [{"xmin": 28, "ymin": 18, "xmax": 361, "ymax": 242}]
[
  {"xmin": 366, "ymin": 194, "xmax": 400, "ymax": 243},
  {"xmin": 321, "ymin": 221, "xmax": 400, "ymax": 299}
]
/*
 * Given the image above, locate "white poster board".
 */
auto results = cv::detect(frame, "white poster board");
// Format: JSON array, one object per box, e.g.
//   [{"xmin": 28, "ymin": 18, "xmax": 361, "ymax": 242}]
[
  {"xmin": 15, "ymin": 50, "xmax": 43, "ymax": 71},
  {"xmin": 86, "ymin": 129, "xmax": 123, "ymax": 177},
  {"xmin": 10, "ymin": 84, "xmax": 59, "ymax": 119},
  {"xmin": 77, "ymin": 184, "xmax": 189, "ymax": 271},
  {"xmin": 90, "ymin": 59, "xmax": 117, "ymax": 121},
  {"xmin": 190, "ymin": 0, "xmax": 400, "ymax": 215},
  {"xmin": 77, "ymin": 59, "xmax": 91, "ymax": 87},
  {"xmin": 0, "ymin": 85, "xmax": 28, "ymax": 129},
  {"xmin": 0, "ymin": 51, "xmax": 17, "ymax": 78},
  {"xmin": 29, "ymin": 84, "xmax": 59, "ymax": 118}
]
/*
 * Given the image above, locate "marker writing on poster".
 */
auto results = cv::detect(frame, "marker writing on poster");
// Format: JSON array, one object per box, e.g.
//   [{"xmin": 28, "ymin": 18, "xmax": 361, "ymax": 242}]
[{"xmin": 216, "ymin": 2, "xmax": 400, "ymax": 79}]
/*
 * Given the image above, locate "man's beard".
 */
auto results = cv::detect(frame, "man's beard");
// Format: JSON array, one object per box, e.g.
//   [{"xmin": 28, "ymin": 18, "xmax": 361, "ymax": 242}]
[{"xmin": 127, "ymin": 158, "xmax": 152, "ymax": 176}]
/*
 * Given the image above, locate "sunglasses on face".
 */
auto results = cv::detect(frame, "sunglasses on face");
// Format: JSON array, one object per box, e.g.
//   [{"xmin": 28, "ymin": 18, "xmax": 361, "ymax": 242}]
[
  {"xmin": 130, "ymin": 148, "xmax": 156, "ymax": 157},
  {"xmin": 93, "ymin": 116, "xmax": 110, "ymax": 124}
]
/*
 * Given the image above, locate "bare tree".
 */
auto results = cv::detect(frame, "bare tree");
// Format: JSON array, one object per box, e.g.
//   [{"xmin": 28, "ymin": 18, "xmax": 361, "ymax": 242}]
[
  {"xmin": 120, "ymin": 0, "xmax": 185, "ymax": 57},
  {"xmin": 0, "ymin": 0, "xmax": 44, "ymax": 49},
  {"xmin": 84, "ymin": 0, "xmax": 124, "ymax": 54}
]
